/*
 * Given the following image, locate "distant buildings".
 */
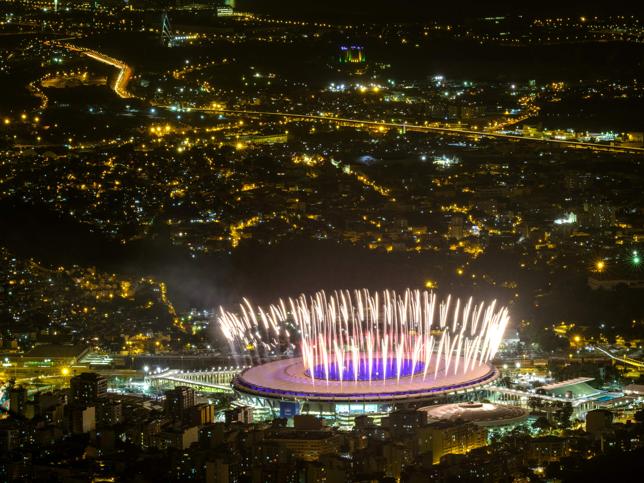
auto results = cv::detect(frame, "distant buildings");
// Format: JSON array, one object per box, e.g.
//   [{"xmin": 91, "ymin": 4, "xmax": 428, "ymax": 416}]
[
  {"xmin": 1, "ymin": 375, "xmax": 643, "ymax": 482},
  {"xmin": 69, "ymin": 372, "xmax": 107, "ymax": 407},
  {"xmin": 0, "ymin": 6, "xmax": 643, "ymax": 481},
  {"xmin": 225, "ymin": 406, "xmax": 253, "ymax": 424},
  {"xmin": 96, "ymin": 398, "xmax": 124, "ymax": 427},
  {"xmin": 447, "ymin": 215, "xmax": 465, "ymax": 240},
  {"xmin": 153, "ymin": 425, "xmax": 200, "ymax": 450},
  {"xmin": 339, "ymin": 45, "xmax": 366, "ymax": 64},
  {"xmin": 264, "ymin": 416, "xmax": 341, "ymax": 462},
  {"xmin": 418, "ymin": 420, "xmax": 488, "ymax": 464},
  {"xmin": 217, "ymin": 1, "xmax": 235, "ymax": 17},
  {"xmin": 70, "ymin": 405, "xmax": 95, "ymax": 434},
  {"xmin": 387, "ymin": 408, "xmax": 428, "ymax": 438},
  {"xmin": 588, "ymin": 274, "xmax": 644, "ymax": 290},
  {"xmin": 579, "ymin": 202, "xmax": 616, "ymax": 229},
  {"xmin": 187, "ymin": 403, "xmax": 216, "ymax": 426},
  {"xmin": 164, "ymin": 385, "xmax": 196, "ymax": 420},
  {"xmin": 527, "ymin": 435, "xmax": 571, "ymax": 464},
  {"xmin": 8, "ymin": 386, "xmax": 27, "ymax": 416}
]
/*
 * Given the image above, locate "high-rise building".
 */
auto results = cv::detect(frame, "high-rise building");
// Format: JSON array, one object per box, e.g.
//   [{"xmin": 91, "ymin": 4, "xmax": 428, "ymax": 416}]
[
  {"xmin": 264, "ymin": 418, "xmax": 340, "ymax": 462},
  {"xmin": 224, "ymin": 406, "xmax": 253, "ymax": 424},
  {"xmin": 153, "ymin": 425, "xmax": 200, "ymax": 451},
  {"xmin": 97, "ymin": 399, "xmax": 123, "ymax": 427},
  {"xmin": 527, "ymin": 435, "xmax": 570, "ymax": 464},
  {"xmin": 206, "ymin": 456, "xmax": 241, "ymax": 483},
  {"xmin": 418, "ymin": 421, "xmax": 487, "ymax": 464},
  {"xmin": 69, "ymin": 373, "xmax": 107, "ymax": 407},
  {"xmin": 0, "ymin": 419, "xmax": 24, "ymax": 452},
  {"xmin": 447, "ymin": 215, "xmax": 465, "ymax": 240},
  {"xmin": 26, "ymin": 391, "xmax": 66, "ymax": 422},
  {"xmin": 70, "ymin": 406, "xmax": 96, "ymax": 434},
  {"xmin": 387, "ymin": 409, "xmax": 428, "ymax": 438},
  {"xmin": 579, "ymin": 202, "xmax": 616, "ymax": 229},
  {"xmin": 187, "ymin": 403, "xmax": 215, "ymax": 426},
  {"xmin": 164, "ymin": 386, "xmax": 196, "ymax": 420},
  {"xmin": 8, "ymin": 386, "xmax": 28, "ymax": 416}
]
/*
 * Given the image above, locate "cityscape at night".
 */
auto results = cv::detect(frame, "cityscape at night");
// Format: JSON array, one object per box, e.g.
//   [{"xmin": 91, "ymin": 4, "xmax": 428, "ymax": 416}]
[{"xmin": 1, "ymin": 0, "xmax": 643, "ymax": 481}]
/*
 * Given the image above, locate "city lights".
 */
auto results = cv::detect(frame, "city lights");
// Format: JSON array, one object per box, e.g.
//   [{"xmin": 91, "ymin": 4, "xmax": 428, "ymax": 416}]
[{"xmin": 1, "ymin": 4, "xmax": 643, "ymax": 479}]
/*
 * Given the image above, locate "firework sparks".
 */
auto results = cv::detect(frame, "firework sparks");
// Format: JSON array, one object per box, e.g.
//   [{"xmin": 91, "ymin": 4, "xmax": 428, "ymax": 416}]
[{"xmin": 218, "ymin": 289, "xmax": 509, "ymax": 385}]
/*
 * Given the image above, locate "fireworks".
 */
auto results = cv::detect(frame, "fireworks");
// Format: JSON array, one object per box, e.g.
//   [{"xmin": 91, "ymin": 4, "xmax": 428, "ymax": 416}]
[{"xmin": 218, "ymin": 289, "xmax": 509, "ymax": 385}]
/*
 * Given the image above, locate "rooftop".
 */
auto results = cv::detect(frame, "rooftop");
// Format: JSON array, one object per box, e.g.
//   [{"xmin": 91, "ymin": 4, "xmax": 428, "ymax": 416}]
[
  {"xmin": 420, "ymin": 402, "xmax": 529, "ymax": 427},
  {"xmin": 623, "ymin": 384, "xmax": 644, "ymax": 396},
  {"xmin": 541, "ymin": 378, "xmax": 601, "ymax": 399},
  {"xmin": 24, "ymin": 344, "xmax": 90, "ymax": 360}
]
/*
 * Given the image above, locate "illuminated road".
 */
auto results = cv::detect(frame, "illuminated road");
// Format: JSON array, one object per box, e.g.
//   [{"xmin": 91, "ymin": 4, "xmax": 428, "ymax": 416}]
[
  {"xmin": 82, "ymin": 50, "xmax": 133, "ymax": 98},
  {"xmin": 44, "ymin": 42, "xmax": 643, "ymax": 154},
  {"xmin": 593, "ymin": 346, "xmax": 644, "ymax": 369},
  {"xmin": 51, "ymin": 42, "xmax": 133, "ymax": 98},
  {"xmin": 149, "ymin": 369, "xmax": 239, "ymax": 393},
  {"xmin": 196, "ymin": 108, "xmax": 644, "ymax": 154}
]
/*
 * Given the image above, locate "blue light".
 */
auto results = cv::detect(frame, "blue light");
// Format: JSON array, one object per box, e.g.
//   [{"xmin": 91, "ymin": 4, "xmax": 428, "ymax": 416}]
[{"xmin": 308, "ymin": 358, "xmax": 425, "ymax": 381}]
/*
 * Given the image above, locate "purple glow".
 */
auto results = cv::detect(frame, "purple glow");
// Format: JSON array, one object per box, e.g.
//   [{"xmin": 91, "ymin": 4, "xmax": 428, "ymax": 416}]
[
  {"xmin": 219, "ymin": 289, "xmax": 510, "ymax": 387},
  {"xmin": 308, "ymin": 358, "xmax": 425, "ymax": 381}
]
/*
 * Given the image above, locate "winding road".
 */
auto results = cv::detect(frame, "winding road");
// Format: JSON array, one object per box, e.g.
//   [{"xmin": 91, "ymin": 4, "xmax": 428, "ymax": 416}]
[{"xmin": 51, "ymin": 42, "xmax": 644, "ymax": 154}]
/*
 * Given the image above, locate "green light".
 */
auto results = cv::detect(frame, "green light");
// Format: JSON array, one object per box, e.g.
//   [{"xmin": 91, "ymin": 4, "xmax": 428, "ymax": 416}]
[{"xmin": 634, "ymin": 256, "xmax": 641, "ymax": 266}]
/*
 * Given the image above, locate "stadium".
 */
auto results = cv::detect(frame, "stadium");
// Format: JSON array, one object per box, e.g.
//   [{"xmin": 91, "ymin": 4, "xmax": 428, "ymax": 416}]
[
  {"xmin": 420, "ymin": 401, "xmax": 529, "ymax": 428},
  {"xmin": 218, "ymin": 289, "xmax": 509, "ymax": 421}
]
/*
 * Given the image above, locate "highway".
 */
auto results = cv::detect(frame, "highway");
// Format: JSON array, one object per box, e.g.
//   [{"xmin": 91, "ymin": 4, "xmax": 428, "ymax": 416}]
[
  {"xmin": 148, "ymin": 369, "xmax": 236, "ymax": 393},
  {"xmin": 82, "ymin": 50, "xmax": 133, "ymax": 98},
  {"xmin": 593, "ymin": 346, "xmax": 644, "ymax": 369},
  {"xmin": 196, "ymin": 108, "xmax": 644, "ymax": 155},
  {"xmin": 47, "ymin": 42, "xmax": 644, "ymax": 154},
  {"xmin": 50, "ymin": 41, "xmax": 134, "ymax": 98}
]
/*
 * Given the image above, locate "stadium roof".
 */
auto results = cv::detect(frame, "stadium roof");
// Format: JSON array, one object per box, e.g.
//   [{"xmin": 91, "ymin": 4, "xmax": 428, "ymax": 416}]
[
  {"xmin": 541, "ymin": 378, "xmax": 601, "ymax": 399},
  {"xmin": 420, "ymin": 402, "xmax": 529, "ymax": 427}
]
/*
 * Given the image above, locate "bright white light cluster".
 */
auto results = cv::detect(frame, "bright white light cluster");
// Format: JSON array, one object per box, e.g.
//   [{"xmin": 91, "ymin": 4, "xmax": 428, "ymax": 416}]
[{"xmin": 219, "ymin": 289, "xmax": 509, "ymax": 385}]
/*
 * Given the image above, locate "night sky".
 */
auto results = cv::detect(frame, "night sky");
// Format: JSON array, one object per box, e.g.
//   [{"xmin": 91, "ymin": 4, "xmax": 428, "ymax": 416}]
[{"xmin": 240, "ymin": 0, "xmax": 643, "ymax": 21}]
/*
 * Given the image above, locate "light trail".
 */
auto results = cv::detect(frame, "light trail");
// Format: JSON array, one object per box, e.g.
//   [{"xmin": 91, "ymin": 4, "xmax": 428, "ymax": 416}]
[
  {"xmin": 82, "ymin": 50, "xmax": 133, "ymax": 98},
  {"xmin": 593, "ymin": 345, "xmax": 644, "ymax": 369},
  {"xmin": 45, "ymin": 43, "xmax": 640, "ymax": 154},
  {"xmin": 41, "ymin": 41, "xmax": 640, "ymax": 154},
  {"xmin": 49, "ymin": 42, "xmax": 133, "ymax": 98},
  {"xmin": 195, "ymin": 108, "xmax": 644, "ymax": 154},
  {"xmin": 218, "ymin": 289, "xmax": 510, "ymax": 385}
]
